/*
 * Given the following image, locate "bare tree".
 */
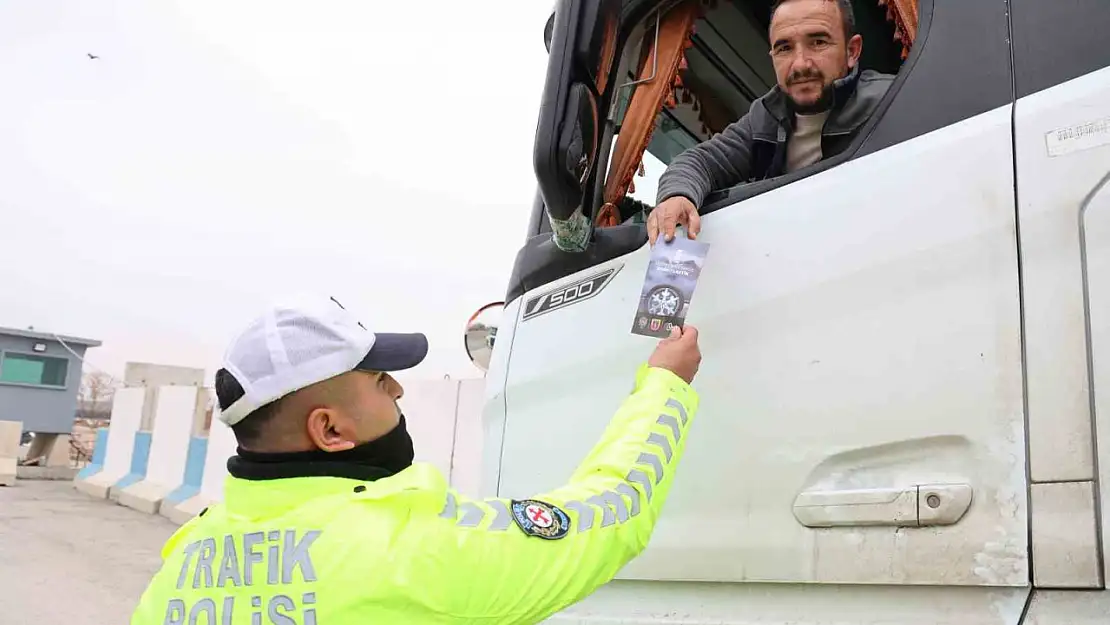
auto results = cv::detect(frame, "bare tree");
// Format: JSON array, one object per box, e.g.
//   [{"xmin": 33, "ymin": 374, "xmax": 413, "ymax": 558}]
[
  {"xmin": 77, "ymin": 371, "xmax": 117, "ymax": 420},
  {"xmin": 65, "ymin": 371, "xmax": 119, "ymax": 466}
]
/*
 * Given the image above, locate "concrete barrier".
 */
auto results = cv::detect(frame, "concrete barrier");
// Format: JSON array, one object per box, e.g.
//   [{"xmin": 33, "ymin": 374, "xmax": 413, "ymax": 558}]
[
  {"xmin": 75, "ymin": 428, "xmax": 109, "ymax": 481},
  {"xmin": 117, "ymin": 386, "xmax": 206, "ymax": 514},
  {"xmin": 75, "ymin": 388, "xmax": 145, "ymax": 498},
  {"xmin": 106, "ymin": 431, "xmax": 151, "ymax": 501},
  {"xmin": 0, "ymin": 420, "xmax": 21, "ymax": 486},
  {"xmin": 167, "ymin": 414, "xmax": 236, "ymax": 523},
  {"xmin": 107, "ymin": 364, "xmax": 206, "ymax": 503},
  {"xmin": 158, "ymin": 435, "xmax": 208, "ymax": 521},
  {"xmin": 76, "ymin": 376, "xmax": 488, "ymax": 524}
]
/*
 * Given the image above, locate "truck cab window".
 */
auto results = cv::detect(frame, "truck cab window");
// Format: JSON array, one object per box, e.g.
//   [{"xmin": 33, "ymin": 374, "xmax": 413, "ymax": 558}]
[{"xmin": 605, "ymin": 0, "xmax": 914, "ymax": 224}]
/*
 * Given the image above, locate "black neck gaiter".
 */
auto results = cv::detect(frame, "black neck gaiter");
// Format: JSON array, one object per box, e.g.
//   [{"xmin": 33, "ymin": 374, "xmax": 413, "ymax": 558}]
[{"xmin": 227, "ymin": 414, "xmax": 415, "ymax": 482}]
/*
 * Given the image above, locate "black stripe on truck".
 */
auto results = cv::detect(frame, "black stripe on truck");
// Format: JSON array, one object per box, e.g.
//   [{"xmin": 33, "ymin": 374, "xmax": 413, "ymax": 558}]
[{"xmin": 1011, "ymin": 0, "xmax": 1110, "ymax": 100}]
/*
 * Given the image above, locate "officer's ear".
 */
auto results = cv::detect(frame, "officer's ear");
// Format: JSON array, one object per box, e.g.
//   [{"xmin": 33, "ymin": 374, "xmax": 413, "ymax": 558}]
[{"xmin": 306, "ymin": 406, "xmax": 358, "ymax": 452}]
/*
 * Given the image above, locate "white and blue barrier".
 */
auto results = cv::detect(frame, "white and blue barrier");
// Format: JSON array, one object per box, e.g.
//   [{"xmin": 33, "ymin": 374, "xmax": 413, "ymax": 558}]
[
  {"xmin": 74, "ymin": 388, "xmax": 146, "ymax": 499},
  {"xmin": 76, "ymin": 377, "xmax": 485, "ymax": 525},
  {"xmin": 117, "ymin": 386, "xmax": 207, "ymax": 514},
  {"xmin": 75, "ymin": 428, "xmax": 109, "ymax": 481},
  {"xmin": 108, "ymin": 431, "xmax": 152, "ymax": 498},
  {"xmin": 159, "ymin": 435, "xmax": 208, "ymax": 513},
  {"xmin": 165, "ymin": 414, "xmax": 237, "ymax": 524}
]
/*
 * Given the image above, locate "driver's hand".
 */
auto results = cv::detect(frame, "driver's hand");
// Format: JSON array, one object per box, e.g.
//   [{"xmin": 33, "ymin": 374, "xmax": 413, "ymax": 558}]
[{"xmin": 647, "ymin": 196, "xmax": 701, "ymax": 247}]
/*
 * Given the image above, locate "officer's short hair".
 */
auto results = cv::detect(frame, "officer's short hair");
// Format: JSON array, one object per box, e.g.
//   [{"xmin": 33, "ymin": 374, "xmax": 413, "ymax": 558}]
[
  {"xmin": 215, "ymin": 367, "xmax": 283, "ymax": 446},
  {"xmin": 770, "ymin": 0, "xmax": 857, "ymax": 40}
]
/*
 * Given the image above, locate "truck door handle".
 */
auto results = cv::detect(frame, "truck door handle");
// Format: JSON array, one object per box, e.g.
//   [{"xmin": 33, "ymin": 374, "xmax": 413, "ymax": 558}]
[{"xmin": 792, "ymin": 483, "xmax": 973, "ymax": 528}]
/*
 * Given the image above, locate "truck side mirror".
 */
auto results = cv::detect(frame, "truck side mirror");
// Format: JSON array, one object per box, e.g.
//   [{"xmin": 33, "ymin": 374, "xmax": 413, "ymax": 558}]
[
  {"xmin": 464, "ymin": 302, "xmax": 504, "ymax": 373},
  {"xmin": 533, "ymin": 0, "xmax": 621, "ymax": 231}
]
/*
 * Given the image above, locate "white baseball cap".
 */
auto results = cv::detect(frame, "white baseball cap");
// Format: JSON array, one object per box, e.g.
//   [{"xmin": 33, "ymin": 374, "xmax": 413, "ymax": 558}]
[{"xmin": 215, "ymin": 294, "xmax": 428, "ymax": 427}]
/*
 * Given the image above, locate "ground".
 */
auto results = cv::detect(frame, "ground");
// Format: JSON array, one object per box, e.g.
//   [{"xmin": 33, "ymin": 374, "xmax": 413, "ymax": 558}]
[{"xmin": 0, "ymin": 479, "xmax": 176, "ymax": 624}]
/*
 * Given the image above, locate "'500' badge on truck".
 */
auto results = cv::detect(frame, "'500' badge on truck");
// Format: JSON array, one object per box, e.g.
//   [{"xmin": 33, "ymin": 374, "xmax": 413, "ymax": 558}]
[{"xmin": 522, "ymin": 266, "xmax": 621, "ymax": 321}]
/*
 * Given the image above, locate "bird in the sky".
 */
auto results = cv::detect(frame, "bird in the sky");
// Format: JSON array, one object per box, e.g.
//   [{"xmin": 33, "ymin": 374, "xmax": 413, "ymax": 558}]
[{"xmin": 87, "ymin": 53, "xmax": 99, "ymax": 60}]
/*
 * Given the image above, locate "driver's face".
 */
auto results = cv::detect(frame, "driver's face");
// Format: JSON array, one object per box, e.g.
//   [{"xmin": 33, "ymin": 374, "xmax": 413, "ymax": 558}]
[{"xmin": 769, "ymin": 0, "xmax": 861, "ymax": 112}]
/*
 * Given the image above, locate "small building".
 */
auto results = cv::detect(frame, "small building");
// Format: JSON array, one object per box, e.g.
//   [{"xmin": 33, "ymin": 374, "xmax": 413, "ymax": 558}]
[{"xmin": 0, "ymin": 326, "xmax": 102, "ymax": 434}]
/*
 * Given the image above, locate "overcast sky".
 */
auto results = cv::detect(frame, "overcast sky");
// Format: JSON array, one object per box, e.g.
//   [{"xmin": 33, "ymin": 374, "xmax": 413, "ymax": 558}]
[{"xmin": 0, "ymin": 1, "xmax": 554, "ymax": 383}]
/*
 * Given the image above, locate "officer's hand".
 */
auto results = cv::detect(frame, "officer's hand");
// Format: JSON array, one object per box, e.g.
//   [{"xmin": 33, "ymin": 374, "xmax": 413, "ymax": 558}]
[
  {"xmin": 647, "ymin": 196, "xmax": 701, "ymax": 247},
  {"xmin": 647, "ymin": 325, "xmax": 701, "ymax": 384}
]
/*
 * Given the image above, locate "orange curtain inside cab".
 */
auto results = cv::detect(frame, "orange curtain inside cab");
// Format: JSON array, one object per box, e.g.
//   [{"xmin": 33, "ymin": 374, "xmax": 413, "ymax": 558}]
[
  {"xmin": 878, "ymin": 0, "xmax": 919, "ymax": 59},
  {"xmin": 595, "ymin": 0, "xmax": 708, "ymax": 228}
]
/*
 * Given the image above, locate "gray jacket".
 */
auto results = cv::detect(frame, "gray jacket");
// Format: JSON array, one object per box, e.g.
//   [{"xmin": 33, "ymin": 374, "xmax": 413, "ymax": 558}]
[{"xmin": 655, "ymin": 66, "xmax": 894, "ymax": 208}]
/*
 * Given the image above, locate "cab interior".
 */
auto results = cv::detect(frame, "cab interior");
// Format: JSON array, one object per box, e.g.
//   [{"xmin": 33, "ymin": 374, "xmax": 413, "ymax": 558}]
[{"xmin": 606, "ymin": 0, "xmax": 915, "ymax": 216}]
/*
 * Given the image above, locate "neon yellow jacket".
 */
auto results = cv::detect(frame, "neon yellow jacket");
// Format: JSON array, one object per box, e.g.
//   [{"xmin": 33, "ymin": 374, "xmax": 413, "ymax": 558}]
[{"xmin": 131, "ymin": 364, "xmax": 699, "ymax": 624}]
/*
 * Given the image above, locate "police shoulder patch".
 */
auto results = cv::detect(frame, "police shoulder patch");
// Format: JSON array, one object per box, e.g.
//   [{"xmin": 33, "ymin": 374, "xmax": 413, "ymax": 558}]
[{"xmin": 510, "ymin": 499, "xmax": 570, "ymax": 540}]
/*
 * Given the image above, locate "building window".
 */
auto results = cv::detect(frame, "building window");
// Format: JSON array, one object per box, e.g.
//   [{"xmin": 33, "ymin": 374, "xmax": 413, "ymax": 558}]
[{"xmin": 0, "ymin": 352, "xmax": 69, "ymax": 387}]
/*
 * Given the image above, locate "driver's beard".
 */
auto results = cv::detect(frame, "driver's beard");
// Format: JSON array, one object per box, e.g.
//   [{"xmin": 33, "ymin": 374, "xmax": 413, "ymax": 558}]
[{"xmin": 786, "ymin": 81, "xmax": 836, "ymax": 115}]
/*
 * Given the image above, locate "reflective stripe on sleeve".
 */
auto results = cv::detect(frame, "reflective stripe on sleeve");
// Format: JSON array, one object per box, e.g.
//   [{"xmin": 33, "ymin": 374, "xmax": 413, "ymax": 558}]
[{"xmin": 443, "ymin": 395, "xmax": 687, "ymax": 535}]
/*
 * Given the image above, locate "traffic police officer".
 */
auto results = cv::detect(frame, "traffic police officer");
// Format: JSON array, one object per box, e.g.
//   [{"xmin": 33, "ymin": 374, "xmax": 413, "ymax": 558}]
[{"xmin": 131, "ymin": 293, "xmax": 702, "ymax": 624}]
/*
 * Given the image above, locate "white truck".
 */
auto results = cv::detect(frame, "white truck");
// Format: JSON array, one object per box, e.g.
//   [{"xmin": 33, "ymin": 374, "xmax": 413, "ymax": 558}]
[{"xmin": 464, "ymin": 0, "xmax": 1110, "ymax": 622}]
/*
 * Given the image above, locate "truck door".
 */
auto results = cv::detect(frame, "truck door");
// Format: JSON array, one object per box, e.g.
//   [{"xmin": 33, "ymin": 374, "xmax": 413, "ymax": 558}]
[
  {"xmin": 1011, "ymin": 0, "xmax": 1110, "ymax": 591},
  {"xmin": 490, "ymin": 0, "xmax": 1030, "ymax": 604}
]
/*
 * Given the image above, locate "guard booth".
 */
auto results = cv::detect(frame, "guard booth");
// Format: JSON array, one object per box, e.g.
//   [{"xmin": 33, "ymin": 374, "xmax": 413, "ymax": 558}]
[{"xmin": 0, "ymin": 326, "xmax": 101, "ymax": 471}]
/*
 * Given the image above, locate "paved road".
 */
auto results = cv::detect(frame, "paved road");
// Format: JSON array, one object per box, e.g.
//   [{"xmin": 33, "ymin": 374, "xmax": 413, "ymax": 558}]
[{"xmin": 0, "ymin": 479, "xmax": 177, "ymax": 624}]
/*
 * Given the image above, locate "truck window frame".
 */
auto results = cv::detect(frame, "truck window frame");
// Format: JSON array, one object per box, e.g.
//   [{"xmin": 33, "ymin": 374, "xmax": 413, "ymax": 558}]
[
  {"xmin": 509, "ymin": 0, "xmax": 1017, "ymax": 305},
  {"xmin": 697, "ymin": 1, "xmax": 931, "ymax": 215}
]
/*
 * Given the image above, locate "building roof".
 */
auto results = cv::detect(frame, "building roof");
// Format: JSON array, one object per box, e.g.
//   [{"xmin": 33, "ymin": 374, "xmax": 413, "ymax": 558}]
[{"xmin": 0, "ymin": 326, "xmax": 102, "ymax": 348}]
